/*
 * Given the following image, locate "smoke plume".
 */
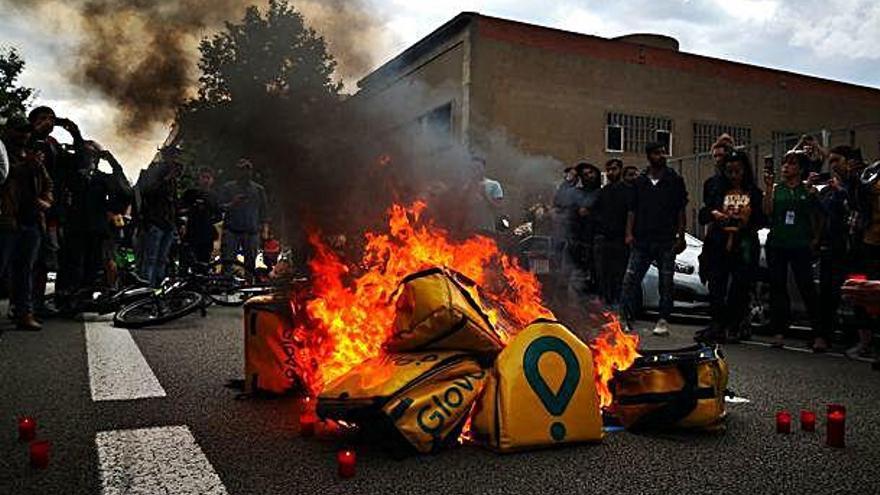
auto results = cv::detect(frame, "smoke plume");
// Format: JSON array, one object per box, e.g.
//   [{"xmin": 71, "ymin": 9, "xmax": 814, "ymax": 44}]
[{"xmin": 4, "ymin": 0, "xmax": 385, "ymax": 136}]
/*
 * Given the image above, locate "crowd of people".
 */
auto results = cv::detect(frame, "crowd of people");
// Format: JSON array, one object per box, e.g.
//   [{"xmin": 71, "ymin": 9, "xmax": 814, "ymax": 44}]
[
  {"xmin": 545, "ymin": 134, "xmax": 879, "ymax": 359},
  {"xmin": 2, "ymin": 104, "xmax": 878, "ymax": 361},
  {"xmin": 0, "ymin": 106, "xmax": 271, "ymax": 331}
]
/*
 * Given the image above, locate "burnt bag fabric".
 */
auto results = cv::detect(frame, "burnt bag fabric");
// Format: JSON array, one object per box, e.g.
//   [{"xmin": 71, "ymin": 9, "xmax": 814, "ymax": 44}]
[
  {"xmin": 388, "ymin": 267, "xmax": 504, "ymax": 354},
  {"xmin": 243, "ymin": 295, "xmax": 299, "ymax": 395},
  {"xmin": 471, "ymin": 320, "xmax": 603, "ymax": 452},
  {"xmin": 611, "ymin": 344, "xmax": 728, "ymax": 431},
  {"xmin": 317, "ymin": 351, "xmax": 487, "ymax": 453}
]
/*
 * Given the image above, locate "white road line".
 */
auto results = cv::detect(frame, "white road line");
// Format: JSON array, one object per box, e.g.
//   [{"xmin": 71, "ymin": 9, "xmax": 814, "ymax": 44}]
[
  {"xmin": 85, "ymin": 320, "xmax": 166, "ymax": 401},
  {"xmin": 96, "ymin": 426, "xmax": 228, "ymax": 495}
]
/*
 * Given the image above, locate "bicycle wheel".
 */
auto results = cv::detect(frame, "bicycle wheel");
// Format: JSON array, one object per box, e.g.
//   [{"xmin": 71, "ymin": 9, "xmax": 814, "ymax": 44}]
[{"xmin": 114, "ymin": 290, "xmax": 204, "ymax": 329}]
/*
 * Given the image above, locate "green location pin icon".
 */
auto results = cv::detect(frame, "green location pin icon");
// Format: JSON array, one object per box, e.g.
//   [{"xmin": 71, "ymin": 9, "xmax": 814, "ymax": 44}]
[{"xmin": 522, "ymin": 336, "xmax": 581, "ymax": 441}]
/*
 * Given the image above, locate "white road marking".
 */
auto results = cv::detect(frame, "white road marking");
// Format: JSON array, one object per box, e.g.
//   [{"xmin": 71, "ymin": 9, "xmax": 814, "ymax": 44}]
[
  {"xmin": 85, "ymin": 320, "xmax": 166, "ymax": 401},
  {"xmin": 96, "ymin": 426, "xmax": 228, "ymax": 495}
]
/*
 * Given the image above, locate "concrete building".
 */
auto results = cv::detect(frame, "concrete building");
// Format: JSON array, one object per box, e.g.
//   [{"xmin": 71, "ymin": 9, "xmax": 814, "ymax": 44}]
[{"xmin": 354, "ymin": 12, "xmax": 880, "ymax": 229}]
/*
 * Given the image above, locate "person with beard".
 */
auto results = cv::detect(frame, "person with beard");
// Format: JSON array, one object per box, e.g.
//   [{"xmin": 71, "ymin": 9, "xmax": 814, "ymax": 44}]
[
  {"xmin": 696, "ymin": 150, "xmax": 765, "ymax": 343},
  {"xmin": 220, "ymin": 159, "xmax": 268, "ymax": 279},
  {"xmin": 552, "ymin": 162, "xmax": 593, "ymax": 307},
  {"xmin": 620, "ymin": 142, "xmax": 689, "ymax": 336},
  {"xmin": 593, "ymin": 158, "xmax": 634, "ymax": 308},
  {"xmin": 622, "ymin": 165, "xmax": 639, "ymax": 185},
  {"xmin": 703, "ymin": 135, "xmax": 735, "ymax": 228},
  {"xmin": 180, "ymin": 167, "xmax": 220, "ymax": 265},
  {"xmin": 762, "ymin": 150, "xmax": 823, "ymax": 349},
  {"xmin": 572, "ymin": 161, "xmax": 602, "ymax": 300},
  {"xmin": 0, "ymin": 116, "xmax": 54, "ymax": 330},
  {"xmin": 27, "ymin": 106, "xmax": 84, "ymax": 316}
]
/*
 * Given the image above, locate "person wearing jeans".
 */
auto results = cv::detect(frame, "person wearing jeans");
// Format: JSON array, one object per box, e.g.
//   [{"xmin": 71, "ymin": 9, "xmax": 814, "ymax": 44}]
[
  {"xmin": 220, "ymin": 159, "xmax": 268, "ymax": 279},
  {"xmin": 141, "ymin": 224, "xmax": 176, "ymax": 286},
  {"xmin": 138, "ymin": 150, "xmax": 183, "ymax": 287},
  {"xmin": 762, "ymin": 151, "xmax": 823, "ymax": 350},
  {"xmin": 620, "ymin": 142, "xmax": 689, "ymax": 336},
  {"xmin": 0, "ymin": 120, "xmax": 54, "ymax": 330}
]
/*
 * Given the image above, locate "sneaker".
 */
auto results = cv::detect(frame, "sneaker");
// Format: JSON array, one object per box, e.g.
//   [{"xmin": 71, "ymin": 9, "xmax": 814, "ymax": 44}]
[
  {"xmin": 846, "ymin": 343, "xmax": 876, "ymax": 360},
  {"xmin": 652, "ymin": 319, "xmax": 670, "ymax": 337},
  {"xmin": 17, "ymin": 313, "xmax": 42, "ymax": 331}
]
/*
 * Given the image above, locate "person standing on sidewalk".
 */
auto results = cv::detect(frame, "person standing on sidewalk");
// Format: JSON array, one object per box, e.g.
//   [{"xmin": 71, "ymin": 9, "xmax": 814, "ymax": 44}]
[
  {"xmin": 620, "ymin": 142, "xmax": 689, "ymax": 336},
  {"xmin": 762, "ymin": 151, "xmax": 823, "ymax": 350}
]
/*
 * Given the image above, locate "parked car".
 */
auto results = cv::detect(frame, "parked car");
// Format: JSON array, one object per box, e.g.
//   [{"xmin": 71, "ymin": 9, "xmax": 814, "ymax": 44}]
[
  {"xmin": 516, "ymin": 231, "xmax": 710, "ymax": 314},
  {"xmin": 641, "ymin": 233, "xmax": 710, "ymax": 314}
]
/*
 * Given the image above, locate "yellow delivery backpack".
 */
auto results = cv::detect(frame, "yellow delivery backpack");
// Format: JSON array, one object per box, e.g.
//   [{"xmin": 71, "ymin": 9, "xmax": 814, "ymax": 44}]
[
  {"xmin": 243, "ymin": 294, "xmax": 300, "ymax": 395},
  {"xmin": 611, "ymin": 344, "xmax": 728, "ymax": 431},
  {"xmin": 317, "ymin": 351, "xmax": 488, "ymax": 454},
  {"xmin": 388, "ymin": 267, "xmax": 505, "ymax": 354},
  {"xmin": 471, "ymin": 319, "xmax": 603, "ymax": 452}
]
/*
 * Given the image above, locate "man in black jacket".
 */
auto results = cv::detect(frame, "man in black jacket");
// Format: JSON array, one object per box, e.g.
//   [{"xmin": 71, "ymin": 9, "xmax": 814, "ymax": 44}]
[
  {"xmin": 620, "ymin": 142, "xmax": 689, "ymax": 335},
  {"xmin": 594, "ymin": 158, "xmax": 634, "ymax": 307}
]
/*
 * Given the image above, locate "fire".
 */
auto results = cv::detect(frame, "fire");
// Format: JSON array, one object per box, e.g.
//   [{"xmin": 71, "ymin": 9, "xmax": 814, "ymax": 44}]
[
  {"xmin": 291, "ymin": 201, "xmax": 639, "ymax": 409},
  {"xmin": 590, "ymin": 314, "xmax": 641, "ymax": 409}
]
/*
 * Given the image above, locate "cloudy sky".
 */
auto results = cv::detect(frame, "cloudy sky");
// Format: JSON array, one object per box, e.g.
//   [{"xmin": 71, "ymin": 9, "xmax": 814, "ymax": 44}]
[{"xmin": 2, "ymin": 0, "xmax": 878, "ymax": 177}]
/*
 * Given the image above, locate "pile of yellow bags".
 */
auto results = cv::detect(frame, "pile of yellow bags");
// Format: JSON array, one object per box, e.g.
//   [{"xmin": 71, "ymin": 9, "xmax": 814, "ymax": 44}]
[{"xmin": 317, "ymin": 267, "xmax": 603, "ymax": 453}]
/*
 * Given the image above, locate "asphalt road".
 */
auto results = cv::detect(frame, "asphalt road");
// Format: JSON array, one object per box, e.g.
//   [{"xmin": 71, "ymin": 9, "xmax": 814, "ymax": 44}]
[{"xmin": 2, "ymin": 305, "xmax": 879, "ymax": 495}]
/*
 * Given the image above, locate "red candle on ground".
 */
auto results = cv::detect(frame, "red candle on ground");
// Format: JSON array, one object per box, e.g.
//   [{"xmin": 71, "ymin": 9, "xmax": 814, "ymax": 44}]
[
  {"xmin": 29, "ymin": 440, "xmax": 50, "ymax": 469},
  {"xmin": 337, "ymin": 449, "xmax": 356, "ymax": 478},
  {"xmin": 299, "ymin": 412, "xmax": 317, "ymax": 437},
  {"xmin": 827, "ymin": 404, "xmax": 846, "ymax": 415},
  {"xmin": 776, "ymin": 411, "xmax": 792, "ymax": 434},
  {"xmin": 827, "ymin": 410, "xmax": 846, "ymax": 448},
  {"xmin": 18, "ymin": 417, "xmax": 36, "ymax": 442},
  {"xmin": 800, "ymin": 410, "xmax": 816, "ymax": 432}
]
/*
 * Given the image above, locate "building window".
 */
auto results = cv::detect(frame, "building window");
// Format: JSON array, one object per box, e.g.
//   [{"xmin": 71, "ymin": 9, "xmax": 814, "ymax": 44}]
[
  {"xmin": 606, "ymin": 112, "xmax": 674, "ymax": 154},
  {"xmin": 693, "ymin": 122, "xmax": 752, "ymax": 154},
  {"xmin": 771, "ymin": 131, "xmax": 802, "ymax": 153},
  {"xmin": 605, "ymin": 125, "xmax": 624, "ymax": 152},
  {"xmin": 418, "ymin": 102, "xmax": 453, "ymax": 138}
]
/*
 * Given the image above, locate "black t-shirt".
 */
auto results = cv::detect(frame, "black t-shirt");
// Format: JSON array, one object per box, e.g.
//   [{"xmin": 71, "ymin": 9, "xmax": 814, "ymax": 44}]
[
  {"xmin": 182, "ymin": 187, "xmax": 219, "ymax": 242},
  {"xmin": 630, "ymin": 167, "xmax": 689, "ymax": 245},
  {"xmin": 595, "ymin": 181, "xmax": 635, "ymax": 240}
]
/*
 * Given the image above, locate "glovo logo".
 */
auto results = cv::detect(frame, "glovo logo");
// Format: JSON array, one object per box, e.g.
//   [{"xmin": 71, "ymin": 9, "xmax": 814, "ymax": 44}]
[
  {"xmin": 415, "ymin": 370, "xmax": 486, "ymax": 435},
  {"xmin": 522, "ymin": 336, "xmax": 581, "ymax": 442}
]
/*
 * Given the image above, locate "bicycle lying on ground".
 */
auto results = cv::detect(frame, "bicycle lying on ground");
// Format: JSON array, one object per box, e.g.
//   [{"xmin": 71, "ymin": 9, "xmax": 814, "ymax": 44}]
[{"xmin": 112, "ymin": 265, "xmax": 293, "ymax": 328}]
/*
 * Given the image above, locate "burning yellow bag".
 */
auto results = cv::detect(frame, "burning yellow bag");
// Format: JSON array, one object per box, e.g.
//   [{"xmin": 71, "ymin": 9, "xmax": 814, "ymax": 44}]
[
  {"xmin": 471, "ymin": 319, "xmax": 603, "ymax": 452},
  {"xmin": 611, "ymin": 344, "xmax": 728, "ymax": 431},
  {"xmin": 388, "ymin": 267, "xmax": 504, "ymax": 354},
  {"xmin": 244, "ymin": 295, "xmax": 299, "ymax": 395},
  {"xmin": 317, "ymin": 351, "xmax": 487, "ymax": 453}
]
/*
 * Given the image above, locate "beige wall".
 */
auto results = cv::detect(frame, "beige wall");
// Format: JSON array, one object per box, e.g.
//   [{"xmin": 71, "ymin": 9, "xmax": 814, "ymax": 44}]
[{"xmin": 469, "ymin": 32, "xmax": 880, "ymax": 174}]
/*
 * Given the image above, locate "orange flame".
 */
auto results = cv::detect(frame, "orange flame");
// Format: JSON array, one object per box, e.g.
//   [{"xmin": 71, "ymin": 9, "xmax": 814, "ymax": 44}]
[
  {"xmin": 590, "ymin": 314, "xmax": 641, "ymax": 409},
  {"xmin": 291, "ymin": 201, "xmax": 639, "ymax": 409}
]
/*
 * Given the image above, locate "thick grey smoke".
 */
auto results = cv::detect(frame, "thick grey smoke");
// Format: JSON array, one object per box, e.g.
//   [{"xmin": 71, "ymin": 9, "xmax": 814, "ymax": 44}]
[{"xmin": 4, "ymin": 0, "xmax": 383, "ymax": 136}]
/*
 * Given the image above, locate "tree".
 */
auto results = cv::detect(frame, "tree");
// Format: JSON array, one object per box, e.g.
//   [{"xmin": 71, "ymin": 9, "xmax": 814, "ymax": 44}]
[
  {"xmin": 176, "ymin": 0, "xmax": 348, "ymax": 243},
  {"xmin": 0, "ymin": 47, "xmax": 35, "ymax": 123},
  {"xmin": 178, "ymin": 0, "xmax": 342, "ymax": 176}
]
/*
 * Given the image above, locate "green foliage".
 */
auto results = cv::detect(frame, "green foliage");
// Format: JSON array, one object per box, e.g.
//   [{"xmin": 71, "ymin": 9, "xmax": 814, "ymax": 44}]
[
  {"xmin": 0, "ymin": 47, "xmax": 35, "ymax": 123},
  {"xmin": 178, "ymin": 0, "xmax": 342, "ymax": 182}
]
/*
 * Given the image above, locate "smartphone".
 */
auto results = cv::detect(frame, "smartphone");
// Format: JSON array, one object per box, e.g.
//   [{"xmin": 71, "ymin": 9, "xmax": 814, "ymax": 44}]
[{"xmin": 813, "ymin": 172, "xmax": 832, "ymax": 184}]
